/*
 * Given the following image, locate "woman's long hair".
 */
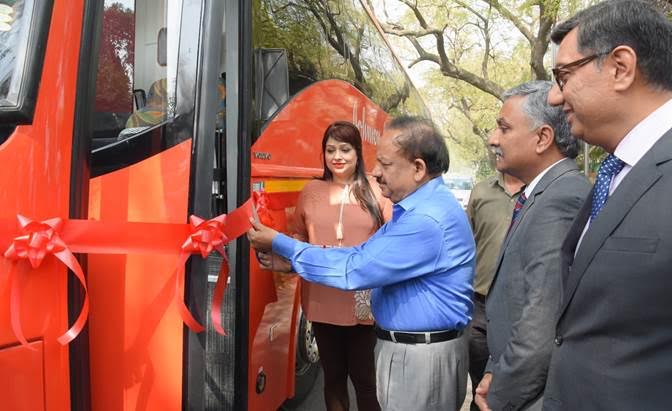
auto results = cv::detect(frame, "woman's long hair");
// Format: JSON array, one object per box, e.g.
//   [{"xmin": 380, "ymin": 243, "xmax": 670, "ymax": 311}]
[{"xmin": 321, "ymin": 121, "xmax": 384, "ymax": 229}]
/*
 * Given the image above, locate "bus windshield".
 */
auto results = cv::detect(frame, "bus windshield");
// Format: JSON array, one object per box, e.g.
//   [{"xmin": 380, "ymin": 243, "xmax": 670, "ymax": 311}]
[{"xmin": 0, "ymin": 0, "xmax": 28, "ymax": 107}]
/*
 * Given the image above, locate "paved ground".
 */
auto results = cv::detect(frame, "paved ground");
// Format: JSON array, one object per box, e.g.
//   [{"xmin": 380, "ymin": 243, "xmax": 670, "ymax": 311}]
[{"xmin": 288, "ymin": 368, "xmax": 473, "ymax": 411}]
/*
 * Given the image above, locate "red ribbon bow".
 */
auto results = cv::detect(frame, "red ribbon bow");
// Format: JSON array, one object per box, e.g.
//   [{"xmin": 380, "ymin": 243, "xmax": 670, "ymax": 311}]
[
  {"xmin": 3, "ymin": 215, "xmax": 89, "ymax": 348},
  {"xmin": 175, "ymin": 215, "xmax": 230, "ymax": 335},
  {"xmin": 182, "ymin": 215, "xmax": 228, "ymax": 258}
]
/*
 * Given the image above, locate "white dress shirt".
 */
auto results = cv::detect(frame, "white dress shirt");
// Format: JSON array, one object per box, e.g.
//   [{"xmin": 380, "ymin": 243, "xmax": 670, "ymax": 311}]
[
  {"xmin": 524, "ymin": 158, "xmax": 567, "ymax": 199},
  {"xmin": 576, "ymin": 98, "xmax": 672, "ymax": 250}
]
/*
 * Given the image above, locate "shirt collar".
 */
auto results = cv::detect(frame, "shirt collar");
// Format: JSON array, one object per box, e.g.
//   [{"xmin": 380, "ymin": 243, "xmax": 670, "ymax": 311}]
[
  {"xmin": 524, "ymin": 158, "xmax": 566, "ymax": 198},
  {"xmin": 493, "ymin": 173, "xmax": 522, "ymax": 197},
  {"xmin": 392, "ymin": 176, "xmax": 443, "ymax": 220},
  {"xmin": 614, "ymin": 98, "xmax": 672, "ymax": 167},
  {"xmin": 495, "ymin": 173, "xmax": 505, "ymax": 189}
]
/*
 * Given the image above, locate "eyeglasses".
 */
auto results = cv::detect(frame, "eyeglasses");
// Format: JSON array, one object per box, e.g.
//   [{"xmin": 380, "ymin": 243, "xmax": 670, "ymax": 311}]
[{"xmin": 552, "ymin": 51, "xmax": 610, "ymax": 91}]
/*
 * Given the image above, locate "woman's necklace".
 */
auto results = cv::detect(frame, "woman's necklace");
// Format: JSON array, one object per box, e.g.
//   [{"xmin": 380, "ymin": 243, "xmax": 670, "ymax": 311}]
[{"xmin": 336, "ymin": 184, "xmax": 350, "ymax": 247}]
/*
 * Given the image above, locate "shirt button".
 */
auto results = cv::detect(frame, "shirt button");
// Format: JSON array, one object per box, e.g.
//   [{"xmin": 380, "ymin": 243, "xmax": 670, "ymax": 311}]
[{"xmin": 554, "ymin": 335, "xmax": 563, "ymax": 346}]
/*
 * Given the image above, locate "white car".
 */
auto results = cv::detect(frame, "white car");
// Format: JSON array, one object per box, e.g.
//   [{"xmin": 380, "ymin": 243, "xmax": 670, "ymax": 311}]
[{"xmin": 443, "ymin": 176, "xmax": 473, "ymax": 210}]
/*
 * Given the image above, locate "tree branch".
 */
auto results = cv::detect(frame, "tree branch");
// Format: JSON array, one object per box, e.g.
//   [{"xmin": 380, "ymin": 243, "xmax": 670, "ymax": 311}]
[
  {"xmin": 481, "ymin": 0, "xmax": 534, "ymax": 45},
  {"xmin": 383, "ymin": 1, "xmax": 503, "ymax": 99}
]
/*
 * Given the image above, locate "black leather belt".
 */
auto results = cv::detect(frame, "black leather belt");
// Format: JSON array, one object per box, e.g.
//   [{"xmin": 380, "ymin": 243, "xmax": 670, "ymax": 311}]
[{"xmin": 374, "ymin": 325, "xmax": 463, "ymax": 344}]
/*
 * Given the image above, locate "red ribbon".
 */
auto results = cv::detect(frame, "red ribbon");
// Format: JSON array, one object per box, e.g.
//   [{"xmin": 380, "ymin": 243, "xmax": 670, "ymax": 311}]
[
  {"xmin": 175, "ymin": 215, "xmax": 229, "ymax": 334},
  {"xmin": 3, "ymin": 215, "xmax": 89, "ymax": 348},
  {"xmin": 173, "ymin": 198, "xmax": 255, "ymax": 335},
  {"xmin": 252, "ymin": 191, "xmax": 274, "ymax": 225},
  {"xmin": 0, "ymin": 197, "xmax": 256, "ymax": 346}
]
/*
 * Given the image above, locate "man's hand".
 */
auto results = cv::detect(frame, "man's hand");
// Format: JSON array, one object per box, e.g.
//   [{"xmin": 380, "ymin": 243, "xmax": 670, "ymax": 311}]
[
  {"xmin": 247, "ymin": 218, "xmax": 279, "ymax": 252},
  {"xmin": 475, "ymin": 373, "xmax": 493, "ymax": 411},
  {"xmin": 257, "ymin": 251, "xmax": 292, "ymax": 272}
]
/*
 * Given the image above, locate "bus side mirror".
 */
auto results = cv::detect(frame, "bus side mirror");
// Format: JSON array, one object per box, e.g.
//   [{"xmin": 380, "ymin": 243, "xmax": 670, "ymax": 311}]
[
  {"xmin": 254, "ymin": 48, "xmax": 289, "ymax": 124},
  {"xmin": 157, "ymin": 27, "xmax": 167, "ymax": 67}
]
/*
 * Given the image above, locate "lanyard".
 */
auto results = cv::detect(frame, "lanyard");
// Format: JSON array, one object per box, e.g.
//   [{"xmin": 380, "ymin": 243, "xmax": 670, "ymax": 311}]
[{"xmin": 336, "ymin": 184, "xmax": 350, "ymax": 247}]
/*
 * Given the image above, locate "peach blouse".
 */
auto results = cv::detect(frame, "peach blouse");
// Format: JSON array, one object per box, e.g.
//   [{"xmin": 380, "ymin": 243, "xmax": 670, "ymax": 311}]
[{"xmin": 293, "ymin": 178, "xmax": 391, "ymax": 326}]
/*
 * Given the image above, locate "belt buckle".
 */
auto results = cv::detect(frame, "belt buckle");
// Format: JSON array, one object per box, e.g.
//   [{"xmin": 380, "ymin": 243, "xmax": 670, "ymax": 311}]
[
  {"xmin": 389, "ymin": 330, "xmax": 397, "ymax": 343},
  {"xmin": 425, "ymin": 332, "xmax": 431, "ymax": 344}
]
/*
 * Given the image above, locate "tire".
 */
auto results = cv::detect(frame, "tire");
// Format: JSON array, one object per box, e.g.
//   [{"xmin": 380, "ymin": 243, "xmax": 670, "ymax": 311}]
[{"xmin": 281, "ymin": 311, "xmax": 320, "ymax": 409}]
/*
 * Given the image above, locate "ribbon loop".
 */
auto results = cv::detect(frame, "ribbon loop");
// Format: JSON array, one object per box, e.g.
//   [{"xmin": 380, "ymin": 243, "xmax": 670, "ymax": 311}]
[
  {"xmin": 3, "ymin": 215, "xmax": 89, "ymax": 348},
  {"xmin": 175, "ymin": 214, "xmax": 232, "ymax": 335}
]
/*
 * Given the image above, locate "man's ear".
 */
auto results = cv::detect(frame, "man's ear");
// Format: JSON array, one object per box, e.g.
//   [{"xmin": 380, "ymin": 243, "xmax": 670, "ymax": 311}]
[
  {"xmin": 610, "ymin": 45, "xmax": 637, "ymax": 92},
  {"xmin": 413, "ymin": 158, "xmax": 428, "ymax": 182},
  {"xmin": 535, "ymin": 125, "xmax": 555, "ymax": 154}
]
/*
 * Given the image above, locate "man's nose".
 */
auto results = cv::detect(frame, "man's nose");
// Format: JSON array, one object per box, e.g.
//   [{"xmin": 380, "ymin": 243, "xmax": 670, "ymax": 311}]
[
  {"xmin": 487, "ymin": 130, "xmax": 498, "ymax": 147},
  {"xmin": 547, "ymin": 83, "xmax": 564, "ymax": 107},
  {"xmin": 372, "ymin": 164, "xmax": 381, "ymax": 177}
]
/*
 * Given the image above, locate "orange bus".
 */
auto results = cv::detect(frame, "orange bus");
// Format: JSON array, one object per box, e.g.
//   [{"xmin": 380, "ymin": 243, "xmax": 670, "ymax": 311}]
[{"xmin": 0, "ymin": 0, "xmax": 428, "ymax": 409}]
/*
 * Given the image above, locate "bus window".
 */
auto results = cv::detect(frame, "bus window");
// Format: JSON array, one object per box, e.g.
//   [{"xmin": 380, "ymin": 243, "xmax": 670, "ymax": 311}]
[
  {"xmin": 89, "ymin": 0, "xmax": 204, "ymax": 177},
  {"xmin": 0, "ymin": 1, "xmax": 25, "ymax": 106},
  {"xmin": 0, "ymin": 0, "xmax": 52, "ymax": 129},
  {"xmin": 254, "ymin": 48, "xmax": 289, "ymax": 126},
  {"xmin": 91, "ymin": 0, "xmax": 190, "ymax": 148}
]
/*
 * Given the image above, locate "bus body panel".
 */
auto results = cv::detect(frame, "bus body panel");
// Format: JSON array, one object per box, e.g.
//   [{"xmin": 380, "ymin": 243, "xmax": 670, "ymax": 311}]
[
  {"xmin": 251, "ymin": 80, "xmax": 385, "ymax": 178},
  {"xmin": 87, "ymin": 141, "xmax": 192, "ymax": 411},
  {"xmin": 0, "ymin": 0, "xmax": 86, "ymax": 409}
]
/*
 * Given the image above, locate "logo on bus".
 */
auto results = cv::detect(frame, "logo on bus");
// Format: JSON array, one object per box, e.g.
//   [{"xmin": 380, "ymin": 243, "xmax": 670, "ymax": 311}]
[
  {"xmin": 254, "ymin": 151, "xmax": 272, "ymax": 160},
  {"xmin": 352, "ymin": 102, "xmax": 381, "ymax": 146}
]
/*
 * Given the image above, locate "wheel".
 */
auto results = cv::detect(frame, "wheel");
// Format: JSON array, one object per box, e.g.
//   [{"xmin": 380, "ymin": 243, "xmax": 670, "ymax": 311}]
[{"xmin": 281, "ymin": 311, "xmax": 320, "ymax": 409}]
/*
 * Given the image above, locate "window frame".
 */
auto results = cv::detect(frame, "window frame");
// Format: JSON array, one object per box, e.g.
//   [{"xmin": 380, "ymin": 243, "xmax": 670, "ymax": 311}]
[{"xmin": 0, "ymin": 0, "xmax": 54, "ymax": 125}]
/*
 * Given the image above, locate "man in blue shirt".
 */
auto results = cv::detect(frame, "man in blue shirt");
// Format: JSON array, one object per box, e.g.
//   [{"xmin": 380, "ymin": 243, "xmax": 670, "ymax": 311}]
[{"xmin": 249, "ymin": 116, "xmax": 475, "ymax": 410}]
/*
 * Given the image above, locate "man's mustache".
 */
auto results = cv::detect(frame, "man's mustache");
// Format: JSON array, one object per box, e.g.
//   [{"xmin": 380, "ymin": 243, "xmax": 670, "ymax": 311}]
[{"xmin": 490, "ymin": 146, "xmax": 503, "ymax": 157}]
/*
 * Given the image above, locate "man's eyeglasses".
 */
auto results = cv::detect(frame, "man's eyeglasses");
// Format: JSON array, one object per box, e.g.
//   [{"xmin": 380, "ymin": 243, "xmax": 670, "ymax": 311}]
[{"xmin": 552, "ymin": 51, "xmax": 610, "ymax": 91}]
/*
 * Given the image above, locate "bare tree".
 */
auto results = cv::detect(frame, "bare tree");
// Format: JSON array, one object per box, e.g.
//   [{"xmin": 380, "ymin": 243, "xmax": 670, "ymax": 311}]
[
  {"xmin": 373, "ymin": 0, "xmax": 560, "ymax": 101},
  {"xmin": 364, "ymin": 0, "xmax": 568, "ymax": 176}
]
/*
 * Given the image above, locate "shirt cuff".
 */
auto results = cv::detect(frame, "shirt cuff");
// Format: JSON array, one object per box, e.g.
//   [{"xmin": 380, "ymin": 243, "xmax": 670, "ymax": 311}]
[{"xmin": 272, "ymin": 233, "xmax": 298, "ymax": 259}]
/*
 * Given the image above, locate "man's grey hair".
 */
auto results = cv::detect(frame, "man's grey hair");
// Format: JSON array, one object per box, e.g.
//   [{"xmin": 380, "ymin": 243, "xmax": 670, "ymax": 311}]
[
  {"xmin": 502, "ymin": 80, "xmax": 579, "ymax": 159},
  {"xmin": 551, "ymin": 0, "xmax": 672, "ymax": 91}
]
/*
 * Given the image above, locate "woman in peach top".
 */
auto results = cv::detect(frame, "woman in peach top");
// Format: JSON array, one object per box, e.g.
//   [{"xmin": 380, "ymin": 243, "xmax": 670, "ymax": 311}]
[{"xmin": 263, "ymin": 121, "xmax": 390, "ymax": 410}]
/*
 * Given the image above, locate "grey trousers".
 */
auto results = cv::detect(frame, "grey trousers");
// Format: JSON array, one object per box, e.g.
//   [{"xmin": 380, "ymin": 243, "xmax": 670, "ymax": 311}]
[{"xmin": 374, "ymin": 334, "xmax": 468, "ymax": 411}]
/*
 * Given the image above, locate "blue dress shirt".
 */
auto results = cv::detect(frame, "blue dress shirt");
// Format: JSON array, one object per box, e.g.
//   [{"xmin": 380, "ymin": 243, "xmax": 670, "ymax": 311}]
[{"xmin": 272, "ymin": 176, "xmax": 475, "ymax": 332}]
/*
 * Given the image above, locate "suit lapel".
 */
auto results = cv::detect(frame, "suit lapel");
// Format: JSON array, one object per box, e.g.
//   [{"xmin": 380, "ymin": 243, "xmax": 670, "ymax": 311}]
[
  {"xmin": 491, "ymin": 159, "xmax": 579, "ymax": 286},
  {"xmin": 559, "ymin": 130, "xmax": 672, "ymax": 317}
]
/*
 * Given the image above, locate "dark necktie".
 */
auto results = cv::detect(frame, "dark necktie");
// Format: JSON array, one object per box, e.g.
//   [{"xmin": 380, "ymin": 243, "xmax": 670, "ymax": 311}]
[
  {"xmin": 590, "ymin": 154, "xmax": 625, "ymax": 222},
  {"xmin": 508, "ymin": 192, "xmax": 527, "ymax": 232}
]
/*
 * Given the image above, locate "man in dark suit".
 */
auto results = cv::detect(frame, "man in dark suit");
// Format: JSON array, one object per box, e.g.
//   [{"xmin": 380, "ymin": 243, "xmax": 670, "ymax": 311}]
[
  {"xmin": 474, "ymin": 81, "xmax": 590, "ymax": 411},
  {"xmin": 543, "ymin": 1, "xmax": 672, "ymax": 410}
]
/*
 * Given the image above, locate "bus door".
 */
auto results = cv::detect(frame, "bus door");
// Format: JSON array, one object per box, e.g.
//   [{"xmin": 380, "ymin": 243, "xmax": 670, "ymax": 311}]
[
  {"xmin": 0, "ymin": 0, "xmax": 89, "ymax": 410},
  {"xmin": 85, "ymin": 0, "xmax": 237, "ymax": 410}
]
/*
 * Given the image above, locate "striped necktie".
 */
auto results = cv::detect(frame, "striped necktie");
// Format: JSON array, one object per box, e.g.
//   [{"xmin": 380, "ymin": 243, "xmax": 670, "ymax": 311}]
[
  {"xmin": 508, "ymin": 192, "xmax": 527, "ymax": 232},
  {"xmin": 590, "ymin": 154, "xmax": 625, "ymax": 222}
]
